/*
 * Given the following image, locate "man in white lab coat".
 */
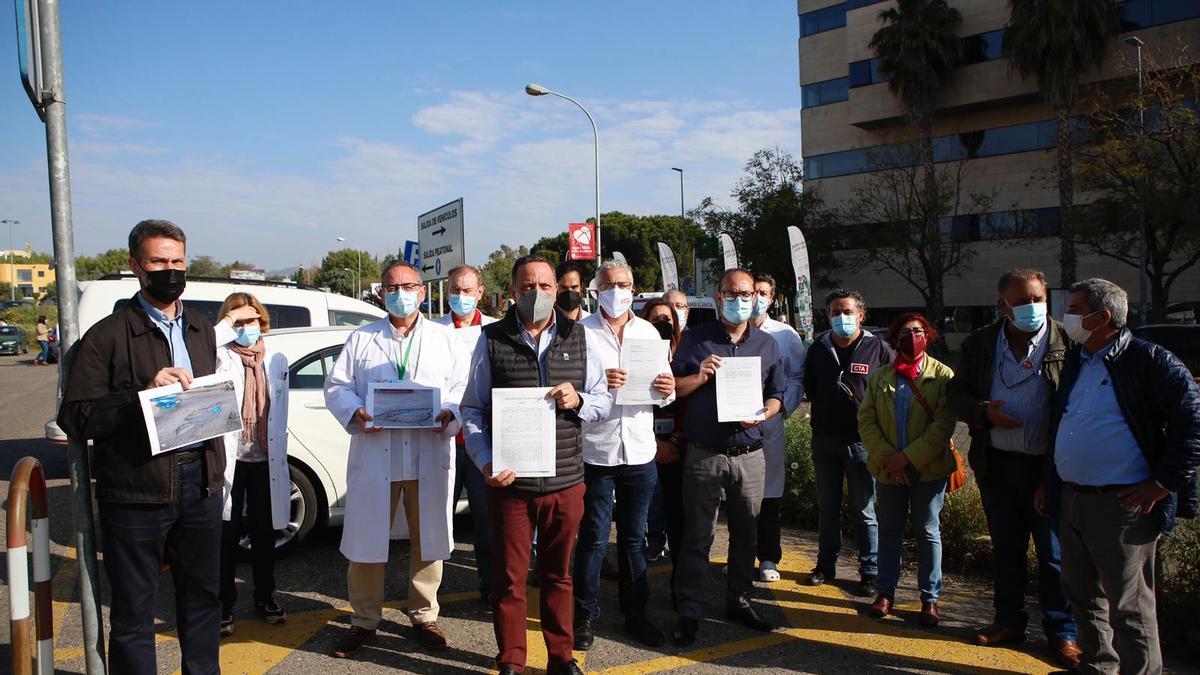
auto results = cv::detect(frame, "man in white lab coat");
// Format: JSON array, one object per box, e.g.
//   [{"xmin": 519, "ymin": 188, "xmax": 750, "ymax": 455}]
[
  {"xmin": 434, "ymin": 264, "xmax": 497, "ymax": 602},
  {"xmin": 324, "ymin": 262, "xmax": 467, "ymax": 658}
]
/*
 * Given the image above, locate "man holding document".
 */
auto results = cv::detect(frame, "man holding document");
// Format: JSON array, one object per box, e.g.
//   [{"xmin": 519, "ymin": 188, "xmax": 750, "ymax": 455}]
[
  {"xmin": 573, "ymin": 260, "xmax": 676, "ymax": 651},
  {"xmin": 324, "ymin": 262, "xmax": 466, "ymax": 658},
  {"xmin": 461, "ymin": 255, "xmax": 613, "ymax": 675},
  {"xmin": 670, "ymin": 267, "xmax": 786, "ymax": 647}
]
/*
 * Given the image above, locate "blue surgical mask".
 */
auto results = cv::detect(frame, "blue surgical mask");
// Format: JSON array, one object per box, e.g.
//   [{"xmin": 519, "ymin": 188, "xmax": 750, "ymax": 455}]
[
  {"xmin": 385, "ymin": 289, "xmax": 420, "ymax": 318},
  {"xmin": 448, "ymin": 293, "xmax": 477, "ymax": 317},
  {"xmin": 234, "ymin": 325, "xmax": 261, "ymax": 347},
  {"xmin": 1006, "ymin": 301, "xmax": 1047, "ymax": 333},
  {"xmin": 831, "ymin": 313, "xmax": 858, "ymax": 339},
  {"xmin": 752, "ymin": 295, "xmax": 770, "ymax": 318},
  {"xmin": 721, "ymin": 296, "xmax": 754, "ymax": 324}
]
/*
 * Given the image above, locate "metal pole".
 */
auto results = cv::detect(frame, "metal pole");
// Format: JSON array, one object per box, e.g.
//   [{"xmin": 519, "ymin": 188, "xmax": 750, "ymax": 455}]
[
  {"xmin": 1135, "ymin": 43, "xmax": 1149, "ymax": 325},
  {"xmin": 547, "ymin": 91, "xmax": 600, "ymax": 261},
  {"xmin": 35, "ymin": 0, "xmax": 105, "ymax": 670},
  {"xmin": 356, "ymin": 249, "xmax": 362, "ymax": 300},
  {"xmin": 438, "ymin": 279, "xmax": 444, "ymax": 317},
  {"xmin": 673, "ymin": 168, "xmax": 686, "ymax": 281},
  {"xmin": 1, "ymin": 219, "xmax": 18, "ymax": 301}
]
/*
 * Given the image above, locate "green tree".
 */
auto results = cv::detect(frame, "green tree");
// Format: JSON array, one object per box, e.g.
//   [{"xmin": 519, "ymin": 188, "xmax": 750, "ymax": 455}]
[
  {"xmin": 189, "ymin": 255, "xmax": 224, "ymax": 277},
  {"xmin": 313, "ymin": 249, "xmax": 379, "ymax": 297},
  {"xmin": 479, "ymin": 244, "xmax": 529, "ymax": 313},
  {"xmin": 0, "ymin": 281, "xmax": 11, "ymax": 299},
  {"xmin": 1075, "ymin": 51, "xmax": 1200, "ymax": 322},
  {"xmin": 692, "ymin": 148, "xmax": 839, "ymax": 307},
  {"xmin": 40, "ymin": 281, "xmax": 57, "ymax": 304},
  {"xmin": 76, "ymin": 248, "xmax": 130, "ymax": 280},
  {"xmin": 1003, "ymin": 0, "xmax": 1118, "ymax": 286}
]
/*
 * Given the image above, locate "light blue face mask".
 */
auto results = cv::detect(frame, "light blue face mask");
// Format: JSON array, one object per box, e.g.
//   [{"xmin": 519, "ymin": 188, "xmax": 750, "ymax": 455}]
[
  {"xmin": 721, "ymin": 296, "xmax": 754, "ymax": 324},
  {"xmin": 234, "ymin": 325, "xmax": 261, "ymax": 347},
  {"xmin": 830, "ymin": 313, "xmax": 858, "ymax": 339},
  {"xmin": 1007, "ymin": 301, "xmax": 1047, "ymax": 333},
  {"xmin": 385, "ymin": 289, "xmax": 420, "ymax": 318},
  {"xmin": 448, "ymin": 293, "xmax": 477, "ymax": 317},
  {"xmin": 752, "ymin": 295, "xmax": 770, "ymax": 318}
]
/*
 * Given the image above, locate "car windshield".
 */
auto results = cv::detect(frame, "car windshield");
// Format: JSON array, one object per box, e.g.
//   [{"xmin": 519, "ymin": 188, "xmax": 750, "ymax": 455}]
[{"xmin": 0, "ymin": 326, "xmax": 18, "ymax": 335}]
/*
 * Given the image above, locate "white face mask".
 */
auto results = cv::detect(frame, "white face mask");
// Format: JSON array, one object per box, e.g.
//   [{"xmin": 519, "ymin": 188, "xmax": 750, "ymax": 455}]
[
  {"xmin": 598, "ymin": 287, "xmax": 633, "ymax": 318},
  {"xmin": 1062, "ymin": 310, "xmax": 1101, "ymax": 344},
  {"xmin": 675, "ymin": 308, "xmax": 688, "ymax": 329}
]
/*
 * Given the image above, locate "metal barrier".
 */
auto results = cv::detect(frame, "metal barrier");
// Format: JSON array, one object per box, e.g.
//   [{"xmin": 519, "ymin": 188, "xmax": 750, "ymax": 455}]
[{"xmin": 6, "ymin": 456, "xmax": 53, "ymax": 675}]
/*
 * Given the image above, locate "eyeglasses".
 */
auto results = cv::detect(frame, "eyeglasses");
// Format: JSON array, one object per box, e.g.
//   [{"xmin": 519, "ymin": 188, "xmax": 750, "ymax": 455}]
[
  {"xmin": 897, "ymin": 328, "xmax": 926, "ymax": 338},
  {"xmin": 671, "ymin": 302, "xmax": 689, "ymax": 310},
  {"xmin": 598, "ymin": 281, "xmax": 633, "ymax": 291},
  {"xmin": 720, "ymin": 290, "xmax": 753, "ymax": 301},
  {"xmin": 382, "ymin": 283, "xmax": 423, "ymax": 294}
]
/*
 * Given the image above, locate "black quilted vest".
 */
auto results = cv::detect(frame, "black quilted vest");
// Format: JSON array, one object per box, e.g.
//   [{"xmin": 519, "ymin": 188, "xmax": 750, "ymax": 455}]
[{"xmin": 484, "ymin": 306, "xmax": 587, "ymax": 494}]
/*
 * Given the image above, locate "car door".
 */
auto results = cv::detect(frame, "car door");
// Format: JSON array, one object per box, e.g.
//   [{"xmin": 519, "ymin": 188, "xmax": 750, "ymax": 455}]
[{"xmin": 287, "ymin": 345, "xmax": 351, "ymax": 515}]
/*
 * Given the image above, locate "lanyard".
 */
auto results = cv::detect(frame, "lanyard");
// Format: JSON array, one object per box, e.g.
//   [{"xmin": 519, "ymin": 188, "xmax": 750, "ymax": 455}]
[{"xmin": 393, "ymin": 332, "xmax": 416, "ymax": 380}]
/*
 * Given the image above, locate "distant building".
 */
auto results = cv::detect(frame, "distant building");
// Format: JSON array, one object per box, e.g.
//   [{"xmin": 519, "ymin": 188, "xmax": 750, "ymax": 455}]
[
  {"xmin": 0, "ymin": 261, "xmax": 56, "ymax": 299},
  {"xmin": 798, "ymin": 0, "xmax": 1200, "ymax": 336}
]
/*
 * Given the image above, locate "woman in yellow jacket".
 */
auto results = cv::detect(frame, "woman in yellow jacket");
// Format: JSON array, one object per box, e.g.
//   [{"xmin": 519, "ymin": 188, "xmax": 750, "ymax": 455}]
[{"xmin": 857, "ymin": 312, "xmax": 957, "ymax": 627}]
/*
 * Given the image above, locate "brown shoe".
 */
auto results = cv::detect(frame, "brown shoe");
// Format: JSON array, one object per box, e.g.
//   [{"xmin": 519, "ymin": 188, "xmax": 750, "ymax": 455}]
[
  {"xmin": 332, "ymin": 626, "xmax": 376, "ymax": 658},
  {"xmin": 867, "ymin": 594, "xmax": 892, "ymax": 618},
  {"xmin": 415, "ymin": 621, "xmax": 448, "ymax": 651},
  {"xmin": 1050, "ymin": 638, "xmax": 1082, "ymax": 669},
  {"xmin": 975, "ymin": 623, "xmax": 1026, "ymax": 646},
  {"xmin": 919, "ymin": 601, "xmax": 940, "ymax": 627}
]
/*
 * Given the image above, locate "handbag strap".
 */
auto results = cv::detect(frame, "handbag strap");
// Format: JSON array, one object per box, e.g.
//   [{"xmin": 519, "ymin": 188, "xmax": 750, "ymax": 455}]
[{"xmin": 906, "ymin": 376, "xmax": 936, "ymax": 418}]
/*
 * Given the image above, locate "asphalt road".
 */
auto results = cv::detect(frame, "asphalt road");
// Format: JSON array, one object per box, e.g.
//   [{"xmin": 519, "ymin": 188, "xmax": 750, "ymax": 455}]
[{"xmin": 2, "ymin": 355, "xmax": 1196, "ymax": 674}]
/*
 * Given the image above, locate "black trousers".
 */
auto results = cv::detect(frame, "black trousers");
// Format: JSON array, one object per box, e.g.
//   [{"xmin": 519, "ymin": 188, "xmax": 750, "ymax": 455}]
[
  {"xmin": 756, "ymin": 497, "xmax": 783, "ymax": 564},
  {"xmin": 656, "ymin": 459, "xmax": 686, "ymax": 600},
  {"xmin": 99, "ymin": 458, "xmax": 222, "ymax": 675},
  {"xmin": 220, "ymin": 460, "xmax": 277, "ymax": 613}
]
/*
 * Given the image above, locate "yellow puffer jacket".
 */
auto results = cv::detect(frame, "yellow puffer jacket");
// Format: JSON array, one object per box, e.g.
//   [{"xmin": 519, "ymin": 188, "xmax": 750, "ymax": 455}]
[{"xmin": 857, "ymin": 355, "xmax": 958, "ymax": 485}]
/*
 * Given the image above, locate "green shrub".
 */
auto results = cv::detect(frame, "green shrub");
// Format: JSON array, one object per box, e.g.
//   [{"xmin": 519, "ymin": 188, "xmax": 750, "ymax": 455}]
[
  {"xmin": 0, "ymin": 304, "xmax": 56, "ymax": 349},
  {"xmin": 781, "ymin": 415, "xmax": 819, "ymax": 530},
  {"xmin": 1158, "ymin": 516, "xmax": 1200, "ymax": 653},
  {"xmin": 939, "ymin": 474, "xmax": 993, "ymax": 575}
]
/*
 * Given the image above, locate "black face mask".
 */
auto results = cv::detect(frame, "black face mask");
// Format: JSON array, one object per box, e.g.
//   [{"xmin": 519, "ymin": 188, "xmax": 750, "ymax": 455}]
[
  {"xmin": 555, "ymin": 290, "xmax": 582, "ymax": 311},
  {"xmin": 652, "ymin": 319, "xmax": 674, "ymax": 341},
  {"xmin": 141, "ymin": 268, "xmax": 187, "ymax": 304}
]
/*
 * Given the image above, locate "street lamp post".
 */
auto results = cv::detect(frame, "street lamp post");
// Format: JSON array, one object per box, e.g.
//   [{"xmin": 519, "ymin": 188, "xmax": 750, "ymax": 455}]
[
  {"xmin": 1125, "ymin": 36, "xmax": 1149, "ymax": 325},
  {"xmin": 671, "ymin": 168, "xmax": 686, "ymax": 282},
  {"xmin": 525, "ymin": 83, "xmax": 601, "ymax": 260},
  {"xmin": 1, "ymin": 219, "xmax": 18, "ymax": 301},
  {"xmin": 336, "ymin": 236, "xmax": 362, "ymax": 299}
]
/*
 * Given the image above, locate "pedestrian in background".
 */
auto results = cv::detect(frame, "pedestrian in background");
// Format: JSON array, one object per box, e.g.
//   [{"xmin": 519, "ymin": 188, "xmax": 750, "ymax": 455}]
[
  {"xmin": 34, "ymin": 314, "xmax": 50, "ymax": 364},
  {"xmin": 802, "ymin": 289, "xmax": 890, "ymax": 595},
  {"xmin": 215, "ymin": 292, "xmax": 291, "ymax": 637},
  {"xmin": 859, "ymin": 312, "xmax": 956, "ymax": 627},
  {"xmin": 947, "ymin": 268, "xmax": 1080, "ymax": 668},
  {"xmin": 1038, "ymin": 278, "xmax": 1200, "ymax": 675},
  {"xmin": 554, "ymin": 260, "xmax": 590, "ymax": 321}
]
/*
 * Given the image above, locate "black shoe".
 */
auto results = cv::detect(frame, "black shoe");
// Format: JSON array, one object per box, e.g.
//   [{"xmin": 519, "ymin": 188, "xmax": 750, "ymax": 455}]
[
  {"xmin": 856, "ymin": 575, "xmax": 877, "ymax": 597},
  {"xmin": 547, "ymin": 658, "xmax": 585, "ymax": 675},
  {"xmin": 808, "ymin": 567, "xmax": 833, "ymax": 586},
  {"xmin": 499, "ymin": 667, "xmax": 520, "ymax": 675},
  {"xmin": 673, "ymin": 617, "xmax": 699, "ymax": 647},
  {"xmin": 725, "ymin": 605, "xmax": 777, "ymax": 633},
  {"xmin": 219, "ymin": 611, "xmax": 234, "ymax": 638},
  {"xmin": 573, "ymin": 615, "xmax": 595, "ymax": 651},
  {"xmin": 255, "ymin": 598, "xmax": 287, "ymax": 624},
  {"xmin": 624, "ymin": 613, "xmax": 666, "ymax": 648}
]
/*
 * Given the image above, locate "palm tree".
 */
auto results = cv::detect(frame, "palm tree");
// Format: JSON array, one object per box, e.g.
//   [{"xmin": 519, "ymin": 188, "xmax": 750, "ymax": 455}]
[
  {"xmin": 869, "ymin": 0, "xmax": 962, "ymax": 326},
  {"xmin": 1003, "ymin": 0, "xmax": 1119, "ymax": 286}
]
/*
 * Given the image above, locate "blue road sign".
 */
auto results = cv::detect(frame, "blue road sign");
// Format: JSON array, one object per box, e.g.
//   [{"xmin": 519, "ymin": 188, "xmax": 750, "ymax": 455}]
[{"xmin": 403, "ymin": 240, "xmax": 420, "ymax": 267}]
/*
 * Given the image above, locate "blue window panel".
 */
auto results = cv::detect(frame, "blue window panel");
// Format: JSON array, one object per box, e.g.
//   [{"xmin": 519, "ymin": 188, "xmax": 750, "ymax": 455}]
[
  {"xmin": 802, "ymin": 77, "xmax": 850, "ymax": 108},
  {"xmin": 962, "ymin": 29, "xmax": 1005, "ymax": 65},
  {"xmin": 846, "ymin": 0, "xmax": 887, "ymax": 8},
  {"xmin": 1120, "ymin": 0, "xmax": 1200, "ymax": 30},
  {"xmin": 799, "ymin": 4, "xmax": 847, "ymax": 37},
  {"xmin": 848, "ymin": 58, "xmax": 889, "ymax": 88}
]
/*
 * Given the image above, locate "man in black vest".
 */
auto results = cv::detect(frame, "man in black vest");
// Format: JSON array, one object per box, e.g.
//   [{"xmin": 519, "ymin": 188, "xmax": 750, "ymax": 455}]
[
  {"xmin": 58, "ymin": 219, "xmax": 254, "ymax": 674},
  {"xmin": 462, "ymin": 255, "xmax": 613, "ymax": 675}
]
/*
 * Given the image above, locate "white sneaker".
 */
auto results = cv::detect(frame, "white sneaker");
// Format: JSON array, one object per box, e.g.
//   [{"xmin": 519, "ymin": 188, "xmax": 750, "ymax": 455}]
[{"xmin": 758, "ymin": 561, "xmax": 781, "ymax": 583}]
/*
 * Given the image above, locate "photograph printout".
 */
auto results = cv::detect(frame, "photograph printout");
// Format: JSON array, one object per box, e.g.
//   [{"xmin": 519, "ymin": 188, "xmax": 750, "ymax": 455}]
[
  {"xmin": 715, "ymin": 356, "xmax": 766, "ymax": 422},
  {"xmin": 139, "ymin": 374, "xmax": 243, "ymax": 455},
  {"xmin": 491, "ymin": 387, "xmax": 556, "ymax": 477},
  {"xmin": 366, "ymin": 382, "xmax": 441, "ymax": 429},
  {"xmin": 615, "ymin": 338, "xmax": 671, "ymax": 406}
]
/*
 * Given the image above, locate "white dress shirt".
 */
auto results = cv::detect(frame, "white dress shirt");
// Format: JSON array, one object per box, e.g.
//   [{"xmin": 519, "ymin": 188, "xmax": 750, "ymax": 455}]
[
  {"xmin": 757, "ymin": 317, "xmax": 807, "ymax": 414},
  {"xmin": 579, "ymin": 311, "xmax": 676, "ymax": 466}
]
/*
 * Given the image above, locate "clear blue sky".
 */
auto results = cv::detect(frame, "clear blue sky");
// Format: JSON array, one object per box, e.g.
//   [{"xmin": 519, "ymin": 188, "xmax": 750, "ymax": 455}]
[{"xmin": 0, "ymin": 2, "xmax": 801, "ymax": 270}]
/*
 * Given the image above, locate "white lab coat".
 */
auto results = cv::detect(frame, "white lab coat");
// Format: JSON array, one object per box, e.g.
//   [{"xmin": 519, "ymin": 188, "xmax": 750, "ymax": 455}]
[
  {"xmin": 324, "ymin": 316, "xmax": 466, "ymax": 564},
  {"xmin": 434, "ymin": 310, "xmax": 498, "ymax": 354},
  {"xmin": 216, "ymin": 343, "xmax": 291, "ymax": 530},
  {"xmin": 758, "ymin": 317, "xmax": 808, "ymax": 499}
]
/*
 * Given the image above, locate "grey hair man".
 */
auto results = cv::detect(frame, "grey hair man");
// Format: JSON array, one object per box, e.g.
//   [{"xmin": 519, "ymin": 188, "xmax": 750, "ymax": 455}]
[{"xmin": 1038, "ymin": 278, "xmax": 1200, "ymax": 675}]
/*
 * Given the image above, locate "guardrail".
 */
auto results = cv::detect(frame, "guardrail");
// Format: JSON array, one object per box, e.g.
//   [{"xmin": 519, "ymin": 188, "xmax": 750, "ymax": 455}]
[{"xmin": 6, "ymin": 456, "xmax": 53, "ymax": 675}]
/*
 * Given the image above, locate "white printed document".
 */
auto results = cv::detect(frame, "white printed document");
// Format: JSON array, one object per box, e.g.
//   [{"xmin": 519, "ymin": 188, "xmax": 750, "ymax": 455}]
[
  {"xmin": 615, "ymin": 338, "xmax": 671, "ymax": 406},
  {"xmin": 715, "ymin": 356, "xmax": 766, "ymax": 423},
  {"xmin": 491, "ymin": 387, "xmax": 556, "ymax": 477},
  {"xmin": 139, "ymin": 374, "xmax": 243, "ymax": 455}
]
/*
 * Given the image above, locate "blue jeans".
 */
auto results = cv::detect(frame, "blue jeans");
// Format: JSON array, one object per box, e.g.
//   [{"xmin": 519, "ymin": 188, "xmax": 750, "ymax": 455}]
[
  {"xmin": 36, "ymin": 340, "xmax": 50, "ymax": 363},
  {"xmin": 452, "ymin": 443, "xmax": 491, "ymax": 595},
  {"xmin": 877, "ymin": 477, "xmax": 947, "ymax": 602},
  {"xmin": 980, "ymin": 448, "xmax": 1076, "ymax": 640},
  {"xmin": 645, "ymin": 479, "xmax": 667, "ymax": 554},
  {"xmin": 573, "ymin": 460, "xmax": 657, "ymax": 620},
  {"xmin": 812, "ymin": 429, "xmax": 878, "ymax": 576}
]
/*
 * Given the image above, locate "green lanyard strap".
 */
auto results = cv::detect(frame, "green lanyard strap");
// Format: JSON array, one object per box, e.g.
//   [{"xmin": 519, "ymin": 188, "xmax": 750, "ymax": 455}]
[{"xmin": 393, "ymin": 333, "xmax": 416, "ymax": 380}]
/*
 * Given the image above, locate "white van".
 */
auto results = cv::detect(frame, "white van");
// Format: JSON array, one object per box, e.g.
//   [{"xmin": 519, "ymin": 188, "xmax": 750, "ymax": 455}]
[{"xmin": 76, "ymin": 274, "xmax": 385, "ymax": 336}]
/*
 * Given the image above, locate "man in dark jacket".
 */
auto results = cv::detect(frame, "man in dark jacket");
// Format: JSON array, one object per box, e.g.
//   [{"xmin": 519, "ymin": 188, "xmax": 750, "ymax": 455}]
[
  {"xmin": 801, "ymin": 289, "xmax": 893, "ymax": 595},
  {"xmin": 947, "ymin": 268, "xmax": 1079, "ymax": 667},
  {"xmin": 1038, "ymin": 278, "xmax": 1200, "ymax": 675},
  {"xmin": 461, "ymin": 255, "xmax": 613, "ymax": 675},
  {"xmin": 58, "ymin": 219, "xmax": 251, "ymax": 675}
]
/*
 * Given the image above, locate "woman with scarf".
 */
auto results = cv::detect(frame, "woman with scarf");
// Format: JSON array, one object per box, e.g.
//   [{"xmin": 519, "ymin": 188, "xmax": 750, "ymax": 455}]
[
  {"xmin": 857, "ymin": 312, "xmax": 957, "ymax": 627},
  {"xmin": 215, "ymin": 292, "xmax": 292, "ymax": 637}
]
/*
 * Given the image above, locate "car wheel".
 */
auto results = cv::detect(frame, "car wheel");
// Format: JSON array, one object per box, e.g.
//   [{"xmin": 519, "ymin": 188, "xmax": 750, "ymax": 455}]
[{"xmin": 238, "ymin": 463, "xmax": 319, "ymax": 557}]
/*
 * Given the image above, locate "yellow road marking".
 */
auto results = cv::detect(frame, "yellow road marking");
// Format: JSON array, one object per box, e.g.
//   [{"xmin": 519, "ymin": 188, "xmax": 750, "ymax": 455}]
[{"xmin": 50, "ymin": 546, "xmax": 77, "ymax": 638}]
